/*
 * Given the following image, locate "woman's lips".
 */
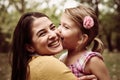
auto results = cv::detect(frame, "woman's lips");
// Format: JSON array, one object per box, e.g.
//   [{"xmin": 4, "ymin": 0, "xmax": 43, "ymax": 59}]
[{"xmin": 48, "ymin": 40, "xmax": 60, "ymax": 48}]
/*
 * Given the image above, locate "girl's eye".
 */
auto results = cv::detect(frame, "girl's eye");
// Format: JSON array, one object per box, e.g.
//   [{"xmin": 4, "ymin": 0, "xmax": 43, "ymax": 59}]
[
  {"xmin": 59, "ymin": 23, "xmax": 69, "ymax": 29},
  {"xmin": 63, "ymin": 25, "xmax": 69, "ymax": 29}
]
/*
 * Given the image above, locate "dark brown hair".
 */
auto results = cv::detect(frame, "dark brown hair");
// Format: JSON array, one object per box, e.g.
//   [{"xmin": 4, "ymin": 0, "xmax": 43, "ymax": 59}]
[{"xmin": 10, "ymin": 12, "xmax": 48, "ymax": 80}]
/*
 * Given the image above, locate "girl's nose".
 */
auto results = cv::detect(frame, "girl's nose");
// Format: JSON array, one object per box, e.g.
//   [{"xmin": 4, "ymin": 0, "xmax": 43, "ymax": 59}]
[
  {"xmin": 57, "ymin": 26, "xmax": 62, "ymax": 33},
  {"xmin": 55, "ymin": 27, "xmax": 64, "ymax": 40},
  {"xmin": 54, "ymin": 28, "xmax": 61, "ymax": 37}
]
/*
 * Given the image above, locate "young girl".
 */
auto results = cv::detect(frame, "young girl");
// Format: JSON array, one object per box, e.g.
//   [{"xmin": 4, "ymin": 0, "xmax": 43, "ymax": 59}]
[{"xmin": 58, "ymin": 5, "xmax": 111, "ymax": 80}]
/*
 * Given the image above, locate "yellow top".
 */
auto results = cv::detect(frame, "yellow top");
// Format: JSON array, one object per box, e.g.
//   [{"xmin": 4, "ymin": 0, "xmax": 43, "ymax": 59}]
[{"xmin": 29, "ymin": 56, "xmax": 76, "ymax": 80}]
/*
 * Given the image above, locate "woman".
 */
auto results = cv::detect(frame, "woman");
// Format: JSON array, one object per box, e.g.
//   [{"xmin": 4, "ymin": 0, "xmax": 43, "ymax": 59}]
[{"xmin": 10, "ymin": 12, "xmax": 97, "ymax": 80}]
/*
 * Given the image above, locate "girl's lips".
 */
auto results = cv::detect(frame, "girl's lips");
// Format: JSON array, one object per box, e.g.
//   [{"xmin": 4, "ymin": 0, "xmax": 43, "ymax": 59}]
[{"xmin": 61, "ymin": 36, "xmax": 64, "ymax": 40}]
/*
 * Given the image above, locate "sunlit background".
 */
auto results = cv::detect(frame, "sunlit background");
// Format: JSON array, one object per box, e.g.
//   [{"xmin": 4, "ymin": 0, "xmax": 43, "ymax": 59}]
[{"xmin": 0, "ymin": 0, "xmax": 120, "ymax": 80}]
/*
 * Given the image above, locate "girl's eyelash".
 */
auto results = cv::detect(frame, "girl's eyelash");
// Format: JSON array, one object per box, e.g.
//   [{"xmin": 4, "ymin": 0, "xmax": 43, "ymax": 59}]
[
  {"xmin": 64, "ymin": 26, "xmax": 68, "ymax": 29},
  {"xmin": 63, "ymin": 24, "xmax": 69, "ymax": 29},
  {"xmin": 58, "ymin": 23, "xmax": 69, "ymax": 29}
]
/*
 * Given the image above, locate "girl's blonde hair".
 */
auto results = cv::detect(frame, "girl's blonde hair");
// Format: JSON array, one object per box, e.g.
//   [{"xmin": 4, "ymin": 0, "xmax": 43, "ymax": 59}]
[{"xmin": 64, "ymin": 4, "xmax": 104, "ymax": 53}]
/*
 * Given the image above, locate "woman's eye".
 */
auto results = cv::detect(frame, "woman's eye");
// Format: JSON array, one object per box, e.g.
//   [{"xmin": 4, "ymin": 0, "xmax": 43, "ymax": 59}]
[
  {"xmin": 38, "ymin": 32, "xmax": 46, "ymax": 37},
  {"xmin": 51, "ymin": 26, "xmax": 56, "ymax": 30}
]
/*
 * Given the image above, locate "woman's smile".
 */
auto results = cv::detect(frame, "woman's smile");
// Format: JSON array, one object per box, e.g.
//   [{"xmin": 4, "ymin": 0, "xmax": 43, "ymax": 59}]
[{"xmin": 48, "ymin": 39, "xmax": 60, "ymax": 48}]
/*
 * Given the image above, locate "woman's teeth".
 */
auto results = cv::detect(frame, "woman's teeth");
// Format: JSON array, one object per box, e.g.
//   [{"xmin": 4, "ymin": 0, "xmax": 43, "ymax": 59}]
[{"xmin": 48, "ymin": 40, "xmax": 60, "ymax": 47}]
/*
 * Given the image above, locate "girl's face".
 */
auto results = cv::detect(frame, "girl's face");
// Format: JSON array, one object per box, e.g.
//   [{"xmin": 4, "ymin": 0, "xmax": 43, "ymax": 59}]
[
  {"xmin": 27, "ymin": 17, "xmax": 63, "ymax": 55},
  {"xmin": 58, "ymin": 13, "xmax": 82, "ymax": 50}
]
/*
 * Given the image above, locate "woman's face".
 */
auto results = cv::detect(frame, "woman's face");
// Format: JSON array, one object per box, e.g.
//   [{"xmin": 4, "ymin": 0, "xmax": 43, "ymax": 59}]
[
  {"xmin": 58, "ymin": 13, "xmax": 82, "ymax": 50},
  {"xmin": 28, "ymin": 17, "xmax": 63, "ymax": 55}
]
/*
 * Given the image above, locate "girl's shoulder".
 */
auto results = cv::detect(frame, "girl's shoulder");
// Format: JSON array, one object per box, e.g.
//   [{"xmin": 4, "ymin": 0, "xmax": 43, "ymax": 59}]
[
  {"xmin": 84, "ymin": 52, "xmax": 111, "ymax": 80},
  {"xmin": 84, "ymin": 51, "xmax": 103, "ymax": 59},
  {"xmin": 78, "ymin": 51, "xmax": 103, "ymax": 73}
]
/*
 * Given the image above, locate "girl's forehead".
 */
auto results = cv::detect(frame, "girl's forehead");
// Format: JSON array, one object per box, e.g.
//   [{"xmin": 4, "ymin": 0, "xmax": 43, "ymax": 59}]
[
  {"xmin": 61, "ymin": 13, "xmax": 70, "ymax": 19},
  {"xmin": 61, "ymin": 13, "xmax": 78, "ymax": 26},
  {"xmin": 61, "ymin": 13, "xmax": 72, "ymax": 23}
]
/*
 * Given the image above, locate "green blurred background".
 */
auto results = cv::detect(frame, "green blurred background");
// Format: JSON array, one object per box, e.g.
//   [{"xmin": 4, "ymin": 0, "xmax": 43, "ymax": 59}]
[{"xmin": 0, "ymin": 0, "xmax": 120, "ymax": 80}]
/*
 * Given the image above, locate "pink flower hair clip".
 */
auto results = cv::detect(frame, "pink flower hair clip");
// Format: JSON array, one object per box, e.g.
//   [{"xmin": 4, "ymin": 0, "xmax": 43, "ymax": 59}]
[{"xmin": 83, "ymin": 16, "xmax": 94, "ymax": 29}]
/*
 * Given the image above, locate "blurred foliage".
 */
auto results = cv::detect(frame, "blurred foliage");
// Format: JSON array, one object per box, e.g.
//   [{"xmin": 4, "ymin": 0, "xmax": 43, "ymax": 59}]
[
  {"xmin": 103, "ymin": 51, "xmax": 120, "ymax": 80},
  {"xmin": 99, "ymin": 0, "xmax": 120, "ymax": 51},
  {"xmin": 0, "ymin": 53, "xmax": 11, "ymax": 80},
  {"xmin": 0, "ymin": 0, "xmax": 120, "ymax": 53},
  {"xmin": 77, "ymin": 0, "xmax": 120, "ymax": 52}
]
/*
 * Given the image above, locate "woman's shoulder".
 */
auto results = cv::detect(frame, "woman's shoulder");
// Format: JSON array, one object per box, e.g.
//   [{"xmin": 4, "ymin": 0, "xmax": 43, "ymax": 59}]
[
  {"xmin": 29, "ymin": 56, "xmax": 76, "ymax": 80},
  {"xmin": 29, "ymin": 56, "xmax": 65, "ymax": 69}
]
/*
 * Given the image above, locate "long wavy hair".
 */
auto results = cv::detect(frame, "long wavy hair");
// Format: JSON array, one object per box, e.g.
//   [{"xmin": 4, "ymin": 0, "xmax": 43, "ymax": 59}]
[{"xmin": 10, "ymin": 12, "xmax": 48, "ymax": 80}]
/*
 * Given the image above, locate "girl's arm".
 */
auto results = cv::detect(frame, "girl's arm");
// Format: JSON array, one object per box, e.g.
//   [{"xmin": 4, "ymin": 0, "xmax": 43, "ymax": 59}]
[
  {"xmin": 78, "ymin": 75, "xmax": 97, "ymax": 80},
  {"xmin": 85, "ymin": 56, "xmax": 111, "ymax": 80},
  {"xmin": 59, "ymin": 54, "xmax": 98, "ymax": 80}
]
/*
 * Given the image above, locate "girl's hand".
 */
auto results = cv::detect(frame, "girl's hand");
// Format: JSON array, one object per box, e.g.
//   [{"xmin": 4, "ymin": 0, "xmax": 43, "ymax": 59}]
[{"xmin": 77, "ymin": 75, "xmax": 97, "ymax": 80}]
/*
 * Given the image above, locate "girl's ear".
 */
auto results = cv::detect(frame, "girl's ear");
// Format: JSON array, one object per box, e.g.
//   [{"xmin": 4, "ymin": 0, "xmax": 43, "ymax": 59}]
[
  {"xmin": 25, "ymin": 44, "xmax": 35, "ymax": 53},
  {"xmin": 78, "ymin": 34, "xmax": 88, "ymax": 45}
]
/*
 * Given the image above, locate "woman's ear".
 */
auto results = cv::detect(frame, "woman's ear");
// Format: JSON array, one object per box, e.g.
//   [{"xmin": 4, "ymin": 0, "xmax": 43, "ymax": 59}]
[{"xmin": 25, "ymin": 44, "xmax": 35, "ymax": 53}]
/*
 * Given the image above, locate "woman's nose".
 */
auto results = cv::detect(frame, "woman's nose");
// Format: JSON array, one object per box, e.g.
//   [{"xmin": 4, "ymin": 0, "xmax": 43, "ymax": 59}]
[{"xmin": 48, "ymin": 30, "xmax": 57, "ymax": 40}]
